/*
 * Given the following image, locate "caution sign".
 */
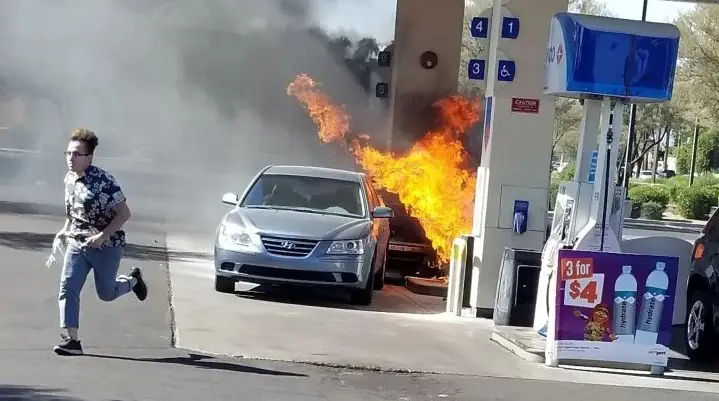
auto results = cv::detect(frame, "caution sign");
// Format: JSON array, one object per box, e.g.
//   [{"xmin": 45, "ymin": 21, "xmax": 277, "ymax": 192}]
[{"xmin": 511, "ymin": 98, "xmax": 540, "ymax": 114}]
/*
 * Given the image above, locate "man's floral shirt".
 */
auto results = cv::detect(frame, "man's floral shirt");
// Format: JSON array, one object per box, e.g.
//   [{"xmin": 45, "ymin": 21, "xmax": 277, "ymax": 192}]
[{"xmin": 64, "ymin": 164, "xmax": 127, "ymax": 248}]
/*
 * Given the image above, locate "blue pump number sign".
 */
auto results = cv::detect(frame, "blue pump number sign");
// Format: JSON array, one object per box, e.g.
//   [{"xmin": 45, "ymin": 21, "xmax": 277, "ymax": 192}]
[
  {"xmin": 501, "ymin": 17, "xmax": 520, "ymax": 39},
  {"xmin": 471, "ymin": 17, "xmax": 489, "ymax": 38}
]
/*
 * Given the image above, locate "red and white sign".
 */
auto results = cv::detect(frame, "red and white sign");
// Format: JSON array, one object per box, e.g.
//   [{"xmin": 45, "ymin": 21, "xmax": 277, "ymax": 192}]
[
  {"xmin": 511, "ymin": 98, "xmax": 540, "ymax": 114},
  {"xmin": 556, "ymin": 43, "xmax": 564, "ymax": 64}
]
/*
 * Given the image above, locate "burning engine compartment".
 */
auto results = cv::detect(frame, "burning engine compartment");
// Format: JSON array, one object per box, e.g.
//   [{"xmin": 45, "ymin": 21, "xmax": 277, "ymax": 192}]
[{"xmin": 286, "ymin": 73, "xmax": 481, "ymax": 280}]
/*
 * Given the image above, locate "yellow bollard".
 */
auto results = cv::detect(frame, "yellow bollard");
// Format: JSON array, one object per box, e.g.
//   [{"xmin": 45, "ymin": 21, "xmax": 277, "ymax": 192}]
[{"xmin": 446, "ymin": 237, "xmax": 468, "ymax": 316}]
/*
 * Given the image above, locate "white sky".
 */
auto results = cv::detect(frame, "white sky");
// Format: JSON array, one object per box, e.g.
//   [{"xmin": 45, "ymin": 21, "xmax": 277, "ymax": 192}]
[
  {"xmin": 602, "ymin": 0, "xmax": 695, "ymax": 21},
  {"xmin": 315, "ymin": 0, "xmax": 699, "ymax": 44}
]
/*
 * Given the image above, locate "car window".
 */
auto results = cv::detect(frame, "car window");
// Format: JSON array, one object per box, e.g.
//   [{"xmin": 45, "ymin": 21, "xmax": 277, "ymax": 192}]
[
  {"xmin": 363, "ymin": 179, "xmax": 379, "ymax": 209},
  {"xmin": 241, "ymin": 174, "xmax": 366, "ymax": 218},
  {"xmin": 365, "ymin": 177, "xmax": 385, "ymax": 207}
]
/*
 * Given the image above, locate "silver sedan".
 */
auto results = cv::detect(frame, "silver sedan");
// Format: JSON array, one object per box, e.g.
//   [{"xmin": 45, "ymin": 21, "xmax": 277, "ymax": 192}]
[{"xmin": 214, "ymin": 165, "xmax": 393, "ymax": 305}]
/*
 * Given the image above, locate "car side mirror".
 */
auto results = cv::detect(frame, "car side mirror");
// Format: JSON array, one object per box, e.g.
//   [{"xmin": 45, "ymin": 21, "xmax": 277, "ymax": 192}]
[
  {"xmin": 371, "ymin": 206, "xmax": 394, "ymax": 219},
  {"xmin": 221, "ymin": 192, "xmax": 240, "ymax": 206}
]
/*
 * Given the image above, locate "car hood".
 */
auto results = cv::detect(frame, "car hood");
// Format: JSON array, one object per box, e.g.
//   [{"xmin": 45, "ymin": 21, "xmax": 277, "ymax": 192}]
[{"xmin": 224, "ymin": 207, "xmax": 370, "ymax": 240}]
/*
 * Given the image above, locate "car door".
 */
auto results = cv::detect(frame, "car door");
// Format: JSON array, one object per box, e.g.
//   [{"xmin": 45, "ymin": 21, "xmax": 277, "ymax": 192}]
[
  {"xmin": 364, "ymin": 178, "xmax": 390, "ymax": 258},
  {"xmin": 698, "ymin": 209, "xmax": 719, "ymax": 316}
]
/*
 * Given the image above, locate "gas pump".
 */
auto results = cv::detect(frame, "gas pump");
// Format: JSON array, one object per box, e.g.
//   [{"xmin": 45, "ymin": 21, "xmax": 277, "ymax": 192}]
[{"xmin": 532, "ymin": 12, "xmax": 680, "ymax": 335}]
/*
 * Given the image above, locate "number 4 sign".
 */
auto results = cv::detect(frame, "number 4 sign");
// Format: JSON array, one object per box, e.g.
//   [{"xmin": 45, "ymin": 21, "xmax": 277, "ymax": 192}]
[
  {"xmin": 470, "ymin": 17, "xmax": 489, "ymax": 39},
  {"xmin": 564, "ymin": 274, "xmax": 605, "ymax": 309}
]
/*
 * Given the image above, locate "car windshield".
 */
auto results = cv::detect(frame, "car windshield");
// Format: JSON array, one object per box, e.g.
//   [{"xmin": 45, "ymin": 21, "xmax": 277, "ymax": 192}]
[{"xmin": 241, "ymin": 174, "xmax": 366, "ymax": 218}]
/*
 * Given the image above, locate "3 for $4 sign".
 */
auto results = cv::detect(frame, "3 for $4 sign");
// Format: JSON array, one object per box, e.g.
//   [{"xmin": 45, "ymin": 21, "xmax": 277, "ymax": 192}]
[{"xmin": 559, "ymin": 257, "xmax": 604, "ymax": 308}]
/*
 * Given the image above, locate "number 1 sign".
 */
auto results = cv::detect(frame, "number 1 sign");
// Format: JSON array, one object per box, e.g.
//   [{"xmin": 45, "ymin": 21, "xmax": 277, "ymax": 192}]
[{"xmin": 501, "ymin": 17, "xmax": 520, "ymax": 39}]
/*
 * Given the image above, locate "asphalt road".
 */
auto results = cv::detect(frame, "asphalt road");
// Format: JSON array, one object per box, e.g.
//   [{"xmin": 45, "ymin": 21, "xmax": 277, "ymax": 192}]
[{"xmin": 623, "ymin": 227, "xmax": 699, "ymax": 242}]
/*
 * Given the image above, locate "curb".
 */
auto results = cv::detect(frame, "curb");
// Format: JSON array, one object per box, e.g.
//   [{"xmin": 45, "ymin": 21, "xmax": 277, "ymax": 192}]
[
  {"xmin": 491, "ymin": 326, "xmax": 669, "ymax": 373},
  {"xmin": 490, "ymin": 329, "xmax": 544, "ymax": 363},
  {"xmin": 404, "ymin": 276, "xmax": 448, "ymax": 297}
]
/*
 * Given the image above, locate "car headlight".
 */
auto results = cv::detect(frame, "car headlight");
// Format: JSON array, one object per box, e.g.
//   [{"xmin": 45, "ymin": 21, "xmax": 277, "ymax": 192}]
[
  {"xmin": 217, "ymin": 224, "xmax": 258, "ymax": 251},
  {"xmin": 326, "ymin": 239, "xmax": 365, "ymax": 255}
]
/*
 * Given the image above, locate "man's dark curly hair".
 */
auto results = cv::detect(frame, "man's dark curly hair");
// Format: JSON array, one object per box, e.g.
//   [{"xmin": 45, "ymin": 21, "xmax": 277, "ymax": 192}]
[{"xmin": 69, "ymin": 128, "xmax": 99, "ymax": 154}]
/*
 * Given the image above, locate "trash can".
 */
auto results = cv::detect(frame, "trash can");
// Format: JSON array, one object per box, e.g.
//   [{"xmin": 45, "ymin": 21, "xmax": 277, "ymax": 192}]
[{"xmin": 493, "ymin": 247, "xmax": 542, "ymax": 327}]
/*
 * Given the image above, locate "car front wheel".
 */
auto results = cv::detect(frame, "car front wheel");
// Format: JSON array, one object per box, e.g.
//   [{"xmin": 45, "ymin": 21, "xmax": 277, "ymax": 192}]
[
  {"xmin": 214, "ymin": 275, "xmax": 235, "ymax": 294},
  {"xmin": 685, "ymin": 289, "xmax": 717, "ymax": 363},
  {"xmin": 350, "ymin": 255, "xmax": 376, "ymax": 306},
  {"xmin": 373, "ymin": 249, "xmax": 387, "ymax": 291}
]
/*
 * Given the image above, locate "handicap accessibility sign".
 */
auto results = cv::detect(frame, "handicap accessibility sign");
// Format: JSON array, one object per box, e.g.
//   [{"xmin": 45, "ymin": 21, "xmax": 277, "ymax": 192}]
[{"xmin": 497, "ymin": 60, "xmax": 516, "ymax": 82}]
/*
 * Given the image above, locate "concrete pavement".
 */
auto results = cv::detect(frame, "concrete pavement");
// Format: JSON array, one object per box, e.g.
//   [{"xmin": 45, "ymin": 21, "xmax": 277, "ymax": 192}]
[{"xmin": 166, "ymin": 231, "xmax": 719, "ymax": 394}]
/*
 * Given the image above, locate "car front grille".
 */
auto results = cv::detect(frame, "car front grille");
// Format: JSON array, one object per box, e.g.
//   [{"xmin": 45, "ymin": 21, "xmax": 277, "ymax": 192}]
[{"xmin": 260, "ymin": 235, "xmax": 319, "ymax": 257}]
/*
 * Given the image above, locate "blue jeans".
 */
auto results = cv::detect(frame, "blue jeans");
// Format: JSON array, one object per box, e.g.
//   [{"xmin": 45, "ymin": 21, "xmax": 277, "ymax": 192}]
[{"xmin": 58, "ymin": 240, "xmax": 133, "ymax": 329}]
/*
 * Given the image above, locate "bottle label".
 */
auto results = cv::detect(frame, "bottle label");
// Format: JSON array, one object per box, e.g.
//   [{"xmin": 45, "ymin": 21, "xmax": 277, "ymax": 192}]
[
  {"xmin": 636, "ymin": 286, "xmax": 666, "ymax": 333},
  {"xmin": 613, "ymin": 290, "xmax": 636, "ymax": 335}
]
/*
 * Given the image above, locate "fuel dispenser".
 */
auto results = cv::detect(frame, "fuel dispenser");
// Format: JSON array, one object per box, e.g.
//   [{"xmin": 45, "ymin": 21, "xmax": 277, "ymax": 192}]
[{"xmin": 531, "ymin": 12, "xmax": 680, "ymax": 349}]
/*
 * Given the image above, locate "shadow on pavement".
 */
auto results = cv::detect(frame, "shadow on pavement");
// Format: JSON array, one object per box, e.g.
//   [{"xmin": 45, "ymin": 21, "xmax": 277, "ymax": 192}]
[
  {"xmin": 84, "ymin": 352, "xmax": 307, "ymax": 377},
  {"xmin": 233, "ymin": 278, "xmax": 431, "ymax": 314},
  {"xmin": 0, "ymin": 385, "xmax": 83, "ymax": 400},
  {"xmin": 236, "ymin": 284, "xmax": 359, "ymax": 311},
  {"xmin": 0, "ymin": 231, "xmax": 210, "ymax": 263},
  {"xmin": 0, "ymin": 200, "xmax": 166, "ymax": 224},
  {"xmin": 668, "ymin": 325, "xmax": 719, "ymax": 375},
  {"xmin": 0, "ymin": 200, "xmax": 66, "ymax": 217}
]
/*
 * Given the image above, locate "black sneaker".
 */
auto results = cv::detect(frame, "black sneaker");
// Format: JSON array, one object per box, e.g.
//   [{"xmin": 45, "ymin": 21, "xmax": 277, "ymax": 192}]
[
  {"xmin": 129, "ymin": 267, "xmax": 147, "ymax": 301},
  {"xmin": 53, "ymin": 334, "xmax": 83, "ymax": 356}
]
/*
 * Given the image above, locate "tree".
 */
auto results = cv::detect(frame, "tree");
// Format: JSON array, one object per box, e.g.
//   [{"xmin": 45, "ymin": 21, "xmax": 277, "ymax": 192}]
[
  {"xmin": 568, "ymin": 0, "xmax": 613, "ymax": 16},
  {"xmin": 552, "ymin": 98, "xmax": 582, "ymax": 157},
  {"xmin": 625, "ymin": 102, "xmax": 688, "ymax": 174},
  {"xmin": 352, "ymin": 37, "xmax": 379, "ymax": 62},
  {"xmin": 327, "ymin": 35, "xmax": 352, "ymax": 59},
  {"xmin": 674, "ymin": 6, "xmax": 719, "ymax": 123},
  {"xmin": 645, "ymin": 6, "xmax": 719, "ymax": 175}
]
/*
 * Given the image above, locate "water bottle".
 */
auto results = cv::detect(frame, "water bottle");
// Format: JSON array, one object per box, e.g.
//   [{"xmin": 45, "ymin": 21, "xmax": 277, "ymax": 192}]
[
  {"xmin": 613, "ymin": 265, "xmax": 637, "ymax": 343},
  {"xmin": 634, "ymin": 261, "xmax": 670, "ymax": 345},
  {"xmin": 45, "ymin": 235, "xmax": 66, "ymax": 269}
]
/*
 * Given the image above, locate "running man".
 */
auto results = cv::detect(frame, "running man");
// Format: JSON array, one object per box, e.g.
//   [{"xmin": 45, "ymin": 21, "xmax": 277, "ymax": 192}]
[{"xmin": 53, "ymin": 128, "xmax": 148, "ymax": 356}]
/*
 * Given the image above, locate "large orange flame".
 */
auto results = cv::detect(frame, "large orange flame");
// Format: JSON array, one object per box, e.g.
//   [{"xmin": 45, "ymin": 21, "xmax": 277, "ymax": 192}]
[{"xmin": 287, "ymin": 73, "xmax": 479, "ymax": 263}]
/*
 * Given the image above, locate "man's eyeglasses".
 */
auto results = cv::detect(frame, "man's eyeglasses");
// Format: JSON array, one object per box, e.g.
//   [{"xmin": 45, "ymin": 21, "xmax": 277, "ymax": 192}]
[{"xmin": 64, "ymin": 151, "xmax": 90, "ymax": 157}]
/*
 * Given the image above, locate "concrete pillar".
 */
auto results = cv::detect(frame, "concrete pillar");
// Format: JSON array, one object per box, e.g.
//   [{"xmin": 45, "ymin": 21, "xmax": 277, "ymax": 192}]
[
  {"xmin": 387, "ymin": 0, "xmax": 465, "ymax": 153},
  {"xmin": 470, "ymin": 0, "xmax": 569, "ymax": 316}
]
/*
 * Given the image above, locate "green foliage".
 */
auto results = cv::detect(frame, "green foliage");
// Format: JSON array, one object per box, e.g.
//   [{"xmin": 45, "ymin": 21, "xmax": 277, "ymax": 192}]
[
  {"xmin": 549, "ymin": 179, "xmax": 559, "ymax": 210},
  {"xmin": 675, "ymin": 186, "xmax": 715, "ymax": 220},
  {"xmin": 628, "ymin": 184, "xmax": 671, "ymax": 208},
  {"xmin": 640, "ymin": 201, "xmax": 665, "ymax": 220},
  {"xmin": 675, "ymin": 145, "xmax": 691, "ymax": 175},
  {"xmin": 701, "ymin": 184, "xmax": 719, "ymax": 207},
  {"xmin": 696, "ymin": 130, "xmax": 719, "ymax": 173},
  {"xmin": 556, "ymin": 162, "xmax": 575, "ymax": 181},
  {"xmin": 693, "ymin": 174, "xmax": 719, "ymax": 187}
]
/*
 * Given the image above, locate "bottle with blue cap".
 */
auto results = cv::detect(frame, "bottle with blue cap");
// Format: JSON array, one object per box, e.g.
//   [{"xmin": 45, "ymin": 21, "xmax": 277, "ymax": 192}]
[
  {"xmin": 634, "ymin": 261, "xmax": 670, "ymax": 345},
  {"xmin": 613, "ymin": 265, "xmax": 637, "ymax": 343}
]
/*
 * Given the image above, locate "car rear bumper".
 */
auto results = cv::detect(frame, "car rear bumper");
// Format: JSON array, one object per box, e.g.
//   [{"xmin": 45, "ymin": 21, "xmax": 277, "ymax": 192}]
[{"xmin": 214, "ymin": 247, "xmax": 371, "ymax": 289}]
